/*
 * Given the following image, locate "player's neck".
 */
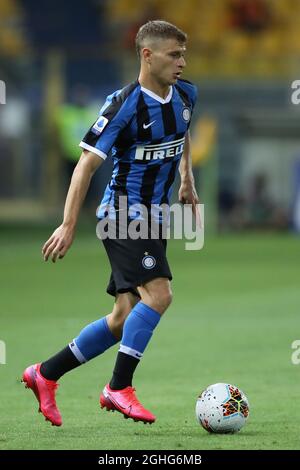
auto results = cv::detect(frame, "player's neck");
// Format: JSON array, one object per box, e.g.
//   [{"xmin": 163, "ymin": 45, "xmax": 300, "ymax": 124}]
[{"xmin": 138, "ymin": 75, "xmax": 171, "ymax": 100}]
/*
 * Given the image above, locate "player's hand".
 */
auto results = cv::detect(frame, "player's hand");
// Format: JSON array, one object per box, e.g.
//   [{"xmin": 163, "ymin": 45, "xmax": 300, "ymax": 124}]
[
  {"xmin": 178, "ymin": 180, "xmax": 200, "ymax": 215},
  {"xmin": 178, "ymin": 180, "xmax": 201, "ymax": 228},
  {"xmin": 42, "ymin": 224, "xmax": 75, "ymax": 263}
]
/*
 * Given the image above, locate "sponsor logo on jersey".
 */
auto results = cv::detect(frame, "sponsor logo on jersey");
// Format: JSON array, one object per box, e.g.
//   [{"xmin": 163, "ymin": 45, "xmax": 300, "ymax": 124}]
[
  {"xmin": 143, "ymin": 120, "xmax": 156, "ymax": 129},
  {"xmin": 135, "ymin": 137, "xmax": 185, "ymax": 161}
]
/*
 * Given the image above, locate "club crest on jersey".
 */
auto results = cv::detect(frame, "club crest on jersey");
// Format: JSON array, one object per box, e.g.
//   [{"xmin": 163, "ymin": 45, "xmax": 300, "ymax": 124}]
[
  {"xmin": 135, "ymin": 137, "xmax": 185, "ymax": 161},
  {"xmin": 92, "ymin": 116, "xmax": 108, "ymax": 135},
  {"xmin": 182, "ymin": 107, "xmax": 191, "ymax": 122},
  {"xmin": 142, "ymin": 255, "xmax": 156, "ymax": 269}
]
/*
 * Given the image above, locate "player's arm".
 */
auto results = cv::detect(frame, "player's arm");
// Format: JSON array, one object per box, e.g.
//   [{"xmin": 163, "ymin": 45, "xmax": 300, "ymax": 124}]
[
  {"xmin": 42, "ymin": 150, "xmax": 103, "ymax": 263},
  {"xmin": 178, "ymin": 131, "xmax": 199, "ymax": 214}
]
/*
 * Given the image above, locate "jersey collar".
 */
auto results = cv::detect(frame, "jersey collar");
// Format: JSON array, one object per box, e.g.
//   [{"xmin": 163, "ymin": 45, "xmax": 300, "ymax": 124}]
[{"xmin": 140, "ymin": 85, "xmax": 173, "ymax": 104}]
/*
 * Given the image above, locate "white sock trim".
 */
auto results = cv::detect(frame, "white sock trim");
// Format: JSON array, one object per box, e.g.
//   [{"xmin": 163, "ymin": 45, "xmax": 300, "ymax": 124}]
[
  {"xmin": 69, "ymin": 339, "xmax": 87, "ymax": 364},
  {"xmin": 119, "ymin": 344, "xmax": 143, "ymax": 360}
]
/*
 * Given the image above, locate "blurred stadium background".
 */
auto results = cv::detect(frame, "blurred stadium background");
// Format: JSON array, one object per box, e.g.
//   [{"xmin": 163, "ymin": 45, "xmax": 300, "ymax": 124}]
[{"xmin": 1, "ymin": 0, "xmax": 300, "ymax": 450}]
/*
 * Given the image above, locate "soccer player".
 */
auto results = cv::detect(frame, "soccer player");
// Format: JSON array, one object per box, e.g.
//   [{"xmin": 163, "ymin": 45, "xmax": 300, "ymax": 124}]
[{"xmin": 22, "ymin": 20, "xmax": 199, "ymax": 426}]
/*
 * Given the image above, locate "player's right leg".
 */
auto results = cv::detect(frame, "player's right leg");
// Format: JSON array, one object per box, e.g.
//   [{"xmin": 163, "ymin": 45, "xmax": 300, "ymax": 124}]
[
  {"xmin": 107, "ymin": 291, "xmax": 140, "ymax": 339},
  {"xmin": 22, "ymin": 292, "xmax": 137, "ymax": 426},
  {"xmin": 22, "ymin": 363, "xmax": 62, "ymax": 426}
]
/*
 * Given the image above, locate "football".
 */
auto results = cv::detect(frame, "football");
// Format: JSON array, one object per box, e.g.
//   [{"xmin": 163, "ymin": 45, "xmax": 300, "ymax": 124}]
[{"xmin": 196, "ymin": 383, "xmax": 249, "ymax": 434}]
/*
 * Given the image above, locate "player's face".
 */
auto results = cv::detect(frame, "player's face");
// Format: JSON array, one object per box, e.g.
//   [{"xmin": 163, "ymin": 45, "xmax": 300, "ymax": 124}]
[{"xmin": 149, "ymin": 39, "xmax": 186, "ymax": 86}]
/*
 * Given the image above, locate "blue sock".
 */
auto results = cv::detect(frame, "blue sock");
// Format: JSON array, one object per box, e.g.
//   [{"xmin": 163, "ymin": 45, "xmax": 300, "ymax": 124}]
[
  {"xmin": 119, "ymin": 302, "xmax": 161, "ymax": 360},
  {"xmin": 70, "ymin": 316, "xmax": 118, "ymax": 363}
]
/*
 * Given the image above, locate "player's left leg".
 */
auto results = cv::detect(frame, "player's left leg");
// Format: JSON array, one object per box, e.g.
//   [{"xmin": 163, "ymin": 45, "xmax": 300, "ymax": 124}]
[
  {"xmin": 110, "ymin": 277, "xmax": 172, "ymax": 389},
  {"xmin": 100, "ymin": 278, "xmax": 172, "ymax": 423}
]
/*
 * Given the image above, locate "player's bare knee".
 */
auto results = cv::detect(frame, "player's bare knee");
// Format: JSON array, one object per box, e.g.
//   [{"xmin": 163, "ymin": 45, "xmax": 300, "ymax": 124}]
[
  {"xmin": 110, "ymin": 306, "xmax": 130, "ymax": 327},
  {"xmin": 108, "ymin": 310, "xmax": 127, "ymax": 338},
  {"xmin": 157, "ymin": 288, "xmax": 173, "ymax": 312},
  {"xmin": 107, "ymin": 312, "xmax": 124, "ymax": 339},
  {"xmin": 139, "ymin": 279, "xmax": 173, "ymax": 314},
  {"xmin": 141, "ymin": 287, "xmax": 172, "ymax": 314},
  {"xmin": 111, "ymin": 309, "xmax": 127, "ymax": 325}
]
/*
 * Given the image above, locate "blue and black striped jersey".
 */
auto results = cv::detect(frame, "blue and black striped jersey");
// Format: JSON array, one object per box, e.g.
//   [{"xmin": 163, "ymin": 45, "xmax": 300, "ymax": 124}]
[{"xmin": 79, "ymin": 79, "xmax": 197, "ymax": 218}]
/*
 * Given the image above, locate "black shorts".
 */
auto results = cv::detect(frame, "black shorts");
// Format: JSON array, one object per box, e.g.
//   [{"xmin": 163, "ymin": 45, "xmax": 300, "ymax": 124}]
[{"xmin": 102, "ymin": 237, "xmax": 172, "ymax": 297}]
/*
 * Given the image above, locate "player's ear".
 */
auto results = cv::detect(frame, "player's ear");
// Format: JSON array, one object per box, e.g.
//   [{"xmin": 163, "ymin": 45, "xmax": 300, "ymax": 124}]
[{"xmin": 142, "ymin": 48, "xmax": 152, "ymax": 64}]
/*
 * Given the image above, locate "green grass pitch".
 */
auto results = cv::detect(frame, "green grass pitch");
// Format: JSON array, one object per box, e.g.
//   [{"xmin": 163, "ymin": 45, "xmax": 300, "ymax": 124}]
[{"xmin": 0, "ymin": 224, "xmax": 299, "ymax": 450}]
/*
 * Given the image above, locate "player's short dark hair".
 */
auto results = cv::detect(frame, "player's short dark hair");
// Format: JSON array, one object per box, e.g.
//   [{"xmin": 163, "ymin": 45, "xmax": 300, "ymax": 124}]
[{"xmin": 135, "ymin": 20, "xmax": 187, "ymax": 58}]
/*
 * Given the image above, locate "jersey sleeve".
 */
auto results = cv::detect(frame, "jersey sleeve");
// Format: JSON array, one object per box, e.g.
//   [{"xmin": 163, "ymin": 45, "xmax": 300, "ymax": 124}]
[
  {"xmin": 176, "ymin": 79, "xmax": 198, "ymax": 113},
  {"xmin": 79, "ymin": 87, "xmax": 136, "ymax": 160},
  {"xmin": 189, "ymin": 84, "xmax": 198, "ymax": 111}
]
